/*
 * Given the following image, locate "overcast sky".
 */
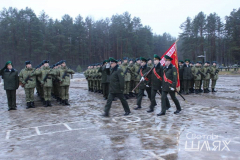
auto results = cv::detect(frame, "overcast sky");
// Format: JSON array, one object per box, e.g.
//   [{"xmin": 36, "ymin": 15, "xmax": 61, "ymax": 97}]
[{"xmin": 1, "ymin": 0, "xmax": 239, "ymax": 37}]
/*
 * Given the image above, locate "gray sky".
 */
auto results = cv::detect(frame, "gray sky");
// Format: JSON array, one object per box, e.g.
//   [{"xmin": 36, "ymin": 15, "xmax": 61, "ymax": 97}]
[{"xmin": 1, "ymin": 0, "xmax": 239, "ymax": 37}]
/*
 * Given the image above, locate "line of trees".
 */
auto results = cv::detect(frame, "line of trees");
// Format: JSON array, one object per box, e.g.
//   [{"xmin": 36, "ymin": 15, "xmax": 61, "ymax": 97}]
[
  {"xmin": 179, "ymin": 8, "xmax": 240, "ymax": 66},
  {"xmin": 0, "ymin": 7, "xmax": 176, "ymax": 70}
]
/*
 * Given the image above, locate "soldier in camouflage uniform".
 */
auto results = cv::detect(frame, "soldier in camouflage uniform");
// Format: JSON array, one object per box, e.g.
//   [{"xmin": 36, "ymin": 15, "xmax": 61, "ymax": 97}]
[
  {"xmin": 132, "ymin": 58, "xmax": 141, "ymax": 96},
  {"xmin": 19, "ymin": 61, "xmax": 41, "ymax": 109},
  {"xmin": 88, "ymin": 65, "xmax": 94, "ymax": 92},
  {"xmin": 97, "ymin": 63, "xmax": 102, "ymax": 93},
  {"xmin": 189, "ymin": 62, "xmax": 195, "ymax": 93},
  {"xmin": 120, "ymin": 57, "xmax": 131, "ymax": 99},
  {"xmin": 210, "ymin": 61, "xmax": 219, "ymax": 92},
  {"xmin": 191, "ymin": 61, "xmax": 203, "ymax": 94},
  {"xmin": 57, "ymin": 60, "xmax": 75, "ymax": 105},
  {"xmin": 84, "ymin": 65, "xmax": 91, "ymax": 91},
  {"xmin": 147, "ymin": 58, "xmax": 153, "ymax": 68},
  {"xmin": 40, "ymin": 60, "xmax": 57, "ymax": 107},
  {"xmin": 201, "ymin": 62, "xmax": 211, "ymax": 93},
  {"xmin": 128, "ymin": 59, "xmax": 135, "ymax": 97},
  {"xmin": 98, "ymin": 60, "xmax": 110, "ymax": 100}
]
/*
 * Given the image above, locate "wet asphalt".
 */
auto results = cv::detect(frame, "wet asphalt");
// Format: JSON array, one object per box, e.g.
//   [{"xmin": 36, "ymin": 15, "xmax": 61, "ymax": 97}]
[{"xmin": 0, "ymin": 74, "xmax": 239, "ymax": 160}]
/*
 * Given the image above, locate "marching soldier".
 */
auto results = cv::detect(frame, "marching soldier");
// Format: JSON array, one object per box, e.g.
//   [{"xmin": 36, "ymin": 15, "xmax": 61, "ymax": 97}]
[
  {"xmin": 19, "ymin": 61, "xmax": 41, "ymax": 109},
  {"xmin": 40, "ymin": 60, "xmax": 56, "ymax": 107},
  {"xmin": 84, "ymin": 65, "xmax": 91, "ymax": 91},
  {"xmin": 120, "ymin": 57, "xmax": 131, "ymax": 99},
  {"xmin": 0, "ymin": 61, "xmax": 19, "ymax": 111},
  {"xmin": 57, "ymin": 60, "xmax": 75, "ymax": 105},
  {"xmin": 157, "ymin": 55, "xmax": 181, "ymax": 116},
  {"xmin": 98, "ymin": 60, "xmax": 110, "ymax": 100},
  {"xmin": 182, "ymin": 59, "xmax": 192, "ymax": 95},
  {"xmin": 102, "ymin": 57, "xmax": 131, "ymax": 117},
  {"xmin": 134, "ymin": 57, "xmax": 151, "ymax": 110},
  {"xmin": 201, "ymin": 62, "xmax": 211, "ymax": 93},
  {"xmin": 147, "ymin": 54, "xmax": 170, "ymax": 112},
  {"xmin": 210, "ymin": 61, "xmax": 219, "ymax": 92}
]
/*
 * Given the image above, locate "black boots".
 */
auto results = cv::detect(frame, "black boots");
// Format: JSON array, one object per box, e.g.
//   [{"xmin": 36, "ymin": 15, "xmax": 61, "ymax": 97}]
[
  {"xmin": 147, "ymin": 109, "xmax": 154, "ymax": 113},
  {"xmin": 195, "ymin": 89, "xmax": 199, "ymax": 94},
  {"xmin": 204, "ymin": 89, "xmax": 209, "ymax": 93},
  {"xmin": 157, "ymin": 112, "xmax": 165, "ymax": 116},
  {"xmin": 174, "ymin": 110, "xmax": 181, "ymax": 114},
  {"xmin": 134, "ymin": 105, "xmax": 141, "ymax": 110},
  {"xmin": 26, "ymin": 102, "xmax": 31, "ymax": 109},
  {"xmin": 101, "ymin": 112, "xmax": 109, "ymax": 117},
  {"xmin": 124, "ymin": 112, "xmax": 131, "ymax": 116},
  {"xmin": 212, "ymin": 88, "xmax": 217, "ymax": 92},
  {"xmin": 44, "ymin": 101, "xmax": 48, "ymax": 107},
  {"xmin": 30, "ymin": 102, "xmax": 35, "ymax": 108},
  {"xmin": 124, "ymin": 94, "xmax": 129, "ymax": 99},
  {"xmin": 65, "ymin": 99, "xmax": 70, "ymax": 105},
  {"xmin": 48, "ymin": 101, "xmax": 52, "ymax": 107}
]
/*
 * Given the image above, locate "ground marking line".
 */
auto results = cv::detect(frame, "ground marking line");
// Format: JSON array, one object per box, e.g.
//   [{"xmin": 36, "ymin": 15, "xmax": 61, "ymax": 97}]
[
  {"xmin": 35, "ymin": 127, "xmax": 41, "ymax": 135},
  {"xmin": 63, "ymin": 123, "xmax": 72, "ymax": 130},
  {"xmin": 6, "ymin": 131, "xmax": 10, "ymax": 140},
  {"xmin": 5, "ymin": 127, "xmax": 96, "ymax": 140}
]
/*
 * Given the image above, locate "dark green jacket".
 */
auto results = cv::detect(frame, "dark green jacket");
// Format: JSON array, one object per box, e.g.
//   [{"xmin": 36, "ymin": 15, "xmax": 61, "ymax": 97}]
[
  {"xmin": 162, "ymin": 64, "xmax": 177, "ymax": 92},
  {"xmin": 0, "ymin": 67, "xmax": 19, "ymax": 90},
  {"xmin": 98, "ymin": 65, "xmax": 109, "ymax": 83},
  {"xmin": 179, "ymin": 65, "xmax": 183, "ymax": 80},
  {"xmin": 151, "ymin": 62, "xmax": 163, "ymax": 90},
  {"xmin": 139, "ymin": 64, "xmax": 151, "ymax": 90},
  {"xmin": 182, "ymin": 64, "xmax": 192, "ymax": 80},
  {"xmin": 107, "ymin": 65, "xmax": 124, "ymax": 93}
]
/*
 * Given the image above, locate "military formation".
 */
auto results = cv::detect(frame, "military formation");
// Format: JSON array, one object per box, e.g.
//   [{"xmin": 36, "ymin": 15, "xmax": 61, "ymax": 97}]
[
  {"xmin": 179, "ymin": 60, "xmax": 219, "ymax": 94},
  {"xmin": 0, "ymin": 60, "xmax": 75, "ymax": 111},
  {"xmin": 84, "ymin": 55, "xmax": 185, "ymax": 117}
]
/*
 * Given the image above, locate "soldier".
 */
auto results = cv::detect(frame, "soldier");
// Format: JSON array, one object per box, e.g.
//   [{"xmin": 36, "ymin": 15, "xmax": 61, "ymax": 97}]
[
  {"xmin": 120, "ymin": 57, "xmax": 131, "ymax": 99},
  {"xmin": 57, "ymin": 60, "xmax": 75, "ymax": 105},
  {"xmin": 98, "ymin": 60, "xmax": 110, "ymax": 100},
  {"xmin": 40, "ymin": 60, "xmax": 56, "ymax": 107},
  {"xmin": 132, "ymin": 58, "xmax": 141, "ymax": 96},
  {"xmin": 19, "ymin": 61, "xmax": 41, "ymax": 109},
  {"xmin": 128, "ymin": 58, "xmax": 135, "ymax": 97},
  {"xmin": 191, "ymin": 61, "xmax": 203, "ymax": 94},
  {"xmin": 102, "ymin": 57, "xmax": 131, "ymax": 117},
  {"xmin": 201, "ymin": 62, "xmax": 211, "ymax": 93},
  {"xmin": 117, "ymin": 59, "xmax": 122, "ymax": 66},
  {"xmin": 147, "ymin": 54, "xmax": 171, "ymax": 112},
  {"xmin": 134, "ymin": 57, "xmax": 152, "ymax": 110},
  {"xmin": 97, "ymin": 63, "xmax": 102, "ymax": 93},
  {"xmin": 199, "ymin": 62, "xmax": 204, "ymax": 93},
  {"xmin": 189, "ymin": 62, "xmax": 195, "ymax": 93},
  {"xmin": 147, "ymin": 58, "xmax": 153, "ymax": 68},
  {"xmin": 182, "ymin": 59, "xmax": 192, "ymax": 95},
  {"xmin": 84, "ymin": 65, "xmax": 91, "ymax": 91},
  {"xmin": 179, "ymin": 60, "xmax": 184, "ymax": 93},
  {"xmin": 210, "ymin": 61, "xmax": 219, "ymax": 92},
  {"xmin": 157, "ymin": 55, "xmax": 181, "ymax": 116},
  {"xmin": 0, "ymin": 61, "xmax": 19, "ymax": 111},
  {"xmin": 88, "ymin": 65, "xmax": 94, "ymax": 92}
]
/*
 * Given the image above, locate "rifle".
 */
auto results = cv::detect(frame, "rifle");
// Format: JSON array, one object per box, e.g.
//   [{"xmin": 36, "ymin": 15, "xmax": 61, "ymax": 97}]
[
  {"xmin": 132, "ymin": 66, "xmax": 154, "ymax": 92},
  {"xmin": 62, "ymin": 70, "xmax": 69, "ymax": 79},
  {"xmin": 215, "ymin": 69, "xmax": 219, "ymax": 75},
  {"xmin": 21, "ymin": 66, "xmax": 38, "ymax": 87},
  {"xmin": 43, "ymin": 69, "xmax": 53, "ymax": 83},
  {"xmin": 170, "ymin": 87, "xmax": 187, "ymax": 102}
]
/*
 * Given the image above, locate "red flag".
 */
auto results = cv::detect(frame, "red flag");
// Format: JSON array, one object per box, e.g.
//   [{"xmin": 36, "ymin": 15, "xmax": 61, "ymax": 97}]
[{"xmin": 160, "ymin": 42, "xmax": 180, "ymax": 89}]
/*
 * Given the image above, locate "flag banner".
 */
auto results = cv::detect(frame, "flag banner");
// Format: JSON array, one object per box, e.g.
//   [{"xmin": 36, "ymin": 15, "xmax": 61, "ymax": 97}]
[{"xmin": 160, "ymin": 42, "xmax": 180, "ymax": 89}]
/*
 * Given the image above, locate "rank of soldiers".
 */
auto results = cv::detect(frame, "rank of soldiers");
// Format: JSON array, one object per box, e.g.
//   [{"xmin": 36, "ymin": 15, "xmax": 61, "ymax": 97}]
[
  {"xmin": 0, "ymin": 60, "xmax": 75, "ymax": 111},
  {"xmin": 84, "ymin": 56, "xmax": 219, "ymax": 117}
]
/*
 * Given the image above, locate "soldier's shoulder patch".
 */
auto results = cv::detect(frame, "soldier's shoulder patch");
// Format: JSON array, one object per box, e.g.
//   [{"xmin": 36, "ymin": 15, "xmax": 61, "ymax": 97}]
[
  {"xmin": 121, "ymin": 71, "xmax": 124, "ymax": 76},
  {"xmin": 173, "ymin": 72, "xmax": 176, "ymax": 75}
]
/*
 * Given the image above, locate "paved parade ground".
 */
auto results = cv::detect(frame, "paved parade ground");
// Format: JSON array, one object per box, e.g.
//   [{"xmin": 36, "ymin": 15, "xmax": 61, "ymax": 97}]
[{"xmin": 0, "ymin": 74, "xmax": 239, "ymax": 160}]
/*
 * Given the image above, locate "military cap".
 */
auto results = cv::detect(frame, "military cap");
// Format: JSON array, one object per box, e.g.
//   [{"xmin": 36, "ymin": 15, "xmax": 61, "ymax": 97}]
[
  {"xmin": 129, "ymin": 58, "xmax": 133, "ymax": 62},
  {"xmin": 61, "ymin": 60, "xmax": 66, "ymax": 64},
  {"xmin": 147, "ymin": 58, "xmax": 152, "ymax": 61},
  {"xmin": 123, "ymin": 57, "xmax": 128, "ymax": 60},
  {"xmin": 164, "ymin": 55, "xmax": 173, "ymax": 61},
  {"xmin": 185, "ymin": 59, "xmax": 190, "ymax": 63},
  {"xmin": 154, "ymin": 54, "xmax": 161, "ymax": 60},
  {"xmin": 118, "ymin": 59, "xmax": 122, "ymax": 62},
  {"xmin": 135, "ymin": 58, "xmax": 140, "ymax": 61},
  {"xmin": 205, "ymin": 61, "xmax": 210, "ymax": 64},
  {"xmin": 25, "ymin": 61, "xmax": 31, "ymax": 65},
  {"xmin": 5, "ymin": 61, "xmax": 12, "ymax": 67},
  {"xmin": 43, "ymin": 60, "xmax": 49, "ymax": 64},
  {"xmin": 179, "ymin": 60, "xmax": 184, "ymax": 63},
  {"xmin": 198, "ymin": 61, "xmax": 202, "ymax": 64},
  {"xmin": 212, "ymin": 61, "xmax": 217, "ymax": 64},
  {"xmin": 190, "ymin": 62, "xmax": 195, "ymax": 64},
  {"xmin": 140, "ymin": 57, "xmax": 147, "ymax": 62},
  {"xmin": 109, "ymin": 57, "xmax": 118, "ymax": 63},
  {"xmin": 102, "ymin": 60, "xmax": 107, "ymax": 64}
]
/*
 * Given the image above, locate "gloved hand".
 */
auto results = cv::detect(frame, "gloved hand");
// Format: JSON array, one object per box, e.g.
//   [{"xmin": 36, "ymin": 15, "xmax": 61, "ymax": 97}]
[
  {"xmin": 170, "ymin": 87, "xmax": 175, "ymax": 91},
  {"xmin": 146, "ymin": 85, "xmax": 149, "ymax": 87},
  {"xmin": 140, "ymin": 77, "xmax": 145, "ymax": 81},
  {"xmin": 106, "ymin": 63, "xmax": 110, "ymax": 68}
]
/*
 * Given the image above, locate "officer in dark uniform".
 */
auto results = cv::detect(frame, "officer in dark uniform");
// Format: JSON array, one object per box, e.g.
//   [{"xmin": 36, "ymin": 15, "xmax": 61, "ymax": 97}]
[
  {"xmin": 157, "ymin": 55, "xmax": 181, "ymax": 116},
  {"xmin": 98, "ymin": 59, "xmax": 110, "ymax": 100},
  {"xmin": 134, "ymin": 57, "xmax": 152, "ymax": 110},
  {"xmin": 102, "ymin": 57, "xmax": 131, "ymax": 117}
]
